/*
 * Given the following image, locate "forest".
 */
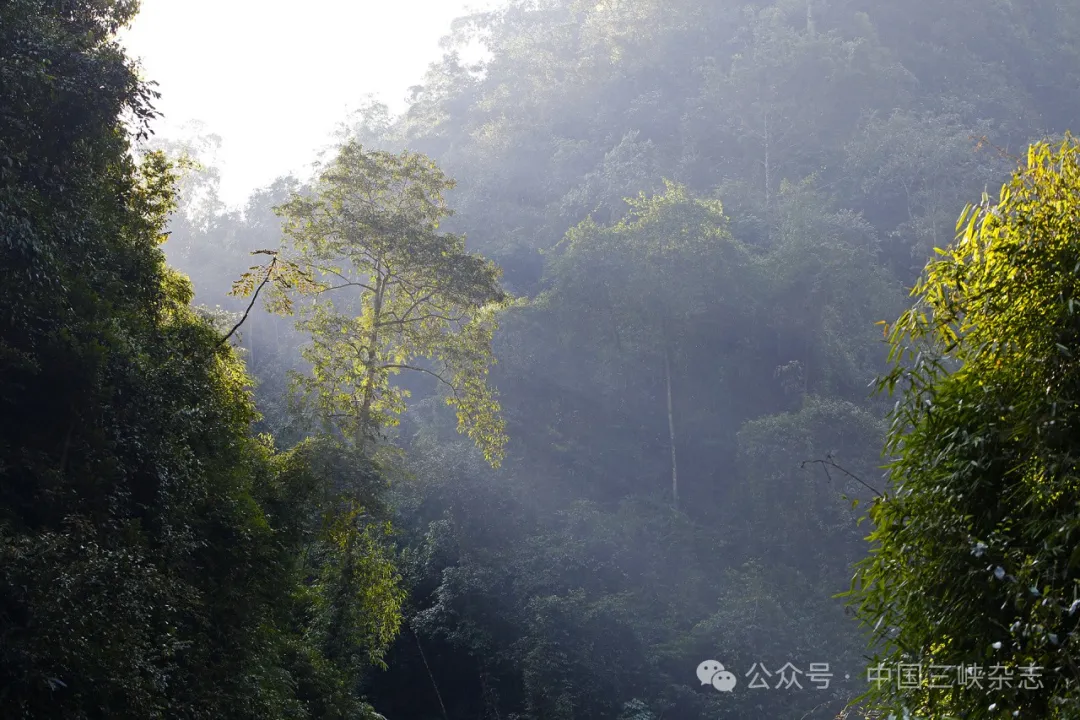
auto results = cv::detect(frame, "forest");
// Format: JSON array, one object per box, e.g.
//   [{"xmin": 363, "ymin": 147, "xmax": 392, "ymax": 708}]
[{"xmin": 5, "ymin": 0, "xmax": 1080, "ymax": 718}]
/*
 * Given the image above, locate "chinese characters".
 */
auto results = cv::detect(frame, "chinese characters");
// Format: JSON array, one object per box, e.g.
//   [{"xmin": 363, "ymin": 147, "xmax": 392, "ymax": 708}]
[{"xmin": 867, "ymin": 663, "xmax": 1044, "ymax": 691}]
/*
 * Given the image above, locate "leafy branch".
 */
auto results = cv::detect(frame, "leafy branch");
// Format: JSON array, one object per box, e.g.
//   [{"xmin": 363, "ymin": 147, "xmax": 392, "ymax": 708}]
[{"xmin": 219, "ymin": 249, "xmax": 317, "ymax": 347}]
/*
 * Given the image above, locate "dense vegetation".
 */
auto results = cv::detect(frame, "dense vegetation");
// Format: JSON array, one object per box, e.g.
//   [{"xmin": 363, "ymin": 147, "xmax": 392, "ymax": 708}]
[
  {"xmin": 5, "ymin": 0, "xmax": 1080, "ymax": 718},
  {"xmin": 853, "ymin": 138, "xmax": 1080, "ymax": 720},
  {"xmin": 1, "ymin": 3, "xmax": 401, "ymax": 718}
]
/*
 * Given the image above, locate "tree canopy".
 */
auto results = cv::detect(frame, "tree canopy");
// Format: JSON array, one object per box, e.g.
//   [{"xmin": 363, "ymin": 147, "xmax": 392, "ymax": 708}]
[{"xmin": 257, "ymin": 141, "xmax": 511, "ymax": 465}]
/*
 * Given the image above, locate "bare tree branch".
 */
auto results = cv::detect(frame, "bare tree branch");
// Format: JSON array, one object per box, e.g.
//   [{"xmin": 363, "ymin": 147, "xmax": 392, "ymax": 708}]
[
  {"xmin": 801, "ymin": 455, "xmax": 885, "ymax": 498},
  {"xmin": 218, "ymin": 256, "xmax": 277, "ymax": 348},
  {"xmin": 381, "ymin": 363, "xmax": 458, "ymax": 394}
]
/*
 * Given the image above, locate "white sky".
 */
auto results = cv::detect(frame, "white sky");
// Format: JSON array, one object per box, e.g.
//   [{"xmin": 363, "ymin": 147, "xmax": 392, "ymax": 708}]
[{"xmin": 120, "ymin": 0, "xmax": 494, "ymax": 207}]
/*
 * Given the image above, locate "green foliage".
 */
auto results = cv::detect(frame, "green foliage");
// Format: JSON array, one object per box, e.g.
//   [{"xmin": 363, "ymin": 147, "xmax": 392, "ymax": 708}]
[
  {"xmin": 0, "ymin": 2, "xmax": 404, "ymax": 717},
  {"xmin": 735, "ymin": 396, "xmax": 885, "ymax": 570},
  {"xmin": 843, "ymin": 104, "xmax": 1012, "ymax": 273},
  {"xmin": 144, "ymin": 1, "xmax": 1080, "ymax": 719},
  {"xmin": 683, "ymin": 3, "xmax": 913, "ymax": 206},
  {"xmin": 762, "ymin": 178, "xmax": 903, "ymax": 399},
  {"xmin": 263, "ymin": 141, "xmax": 512, "ymax": 464},
  {"xmin": 379, "ymin": 425, "xmax": 866, "ymax": 720},
  {"xmin": 547, "ymin": 180, "xmax": 755, "ymax": 363},
  {"xmin": 851, "ymin": 137, "xmax": 1080, "ymax": 719}
]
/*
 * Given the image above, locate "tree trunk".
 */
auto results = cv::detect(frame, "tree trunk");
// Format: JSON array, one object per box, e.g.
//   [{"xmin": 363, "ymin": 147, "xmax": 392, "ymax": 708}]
[
  {"xmin": 664, "ymin": 344, "xmax": 679, "ymax": 511},
  {"xmin": 358, "ymin": 266, "xmax": 385, "ymax": 447},
  {"xmin": 412, "ymin": 625, "xmax": 450, "ymax": 720},
  {"xmin": 764, "ymin": 110, "xmax": 771, "ymax": 240}
]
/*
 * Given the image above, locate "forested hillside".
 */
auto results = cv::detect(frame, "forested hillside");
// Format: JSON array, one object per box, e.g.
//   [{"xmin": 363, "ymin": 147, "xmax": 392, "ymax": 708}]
[{"xmin": 6, "ymin": 0, "xmax": 1080, "ymax": 719}]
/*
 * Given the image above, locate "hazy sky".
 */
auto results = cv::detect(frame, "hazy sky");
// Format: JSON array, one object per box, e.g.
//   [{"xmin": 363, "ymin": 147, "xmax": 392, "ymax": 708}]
[{"xmin": 120, "ymin": 0, "xmax": 493, "ymax": 207}]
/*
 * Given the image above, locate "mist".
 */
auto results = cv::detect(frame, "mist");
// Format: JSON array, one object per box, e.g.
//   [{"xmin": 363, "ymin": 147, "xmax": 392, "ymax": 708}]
[{"xmin": 6, "ymin": 1, "xmax": 1080, "ymax": 718}]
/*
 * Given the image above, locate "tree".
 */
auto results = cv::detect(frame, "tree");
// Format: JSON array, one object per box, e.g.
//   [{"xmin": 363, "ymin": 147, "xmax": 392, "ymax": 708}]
[
  {"xmin": 851, "ymin": 137, "xmax": 1080, "ymax": 719},
  {"xmin": 558, "ymin": 131, "xmax": 662, "ymax": 227},
  {"xmin": 843, "ymin": 103, "xmax": 1012, "ymax": 275},
  {"xmin": 681, "ymin": 3, "xmax": 913, "ymax": 223},
  {"xmin": 138, "ymin": 121, "xmax": 227, "ymax": 243},
  {"xmin": 258, "ymin": 141, "xmax": 511, "ymax": 465},
  {"xmin": 547, "ymin": 182, "xmax": 756, "ymax": 509}
]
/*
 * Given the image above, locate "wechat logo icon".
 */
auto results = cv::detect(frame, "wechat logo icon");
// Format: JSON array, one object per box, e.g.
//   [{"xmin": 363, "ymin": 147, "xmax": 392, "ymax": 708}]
[{"xmin": 697, "ymin": 659, "xmax": 737, "ymax": 692}]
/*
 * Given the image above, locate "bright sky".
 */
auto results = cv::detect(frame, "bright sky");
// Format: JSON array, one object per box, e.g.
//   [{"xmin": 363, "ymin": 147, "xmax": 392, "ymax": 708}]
[{"xmin": 120, "ymin": 0, "xmax": 494, "ymax": 208}]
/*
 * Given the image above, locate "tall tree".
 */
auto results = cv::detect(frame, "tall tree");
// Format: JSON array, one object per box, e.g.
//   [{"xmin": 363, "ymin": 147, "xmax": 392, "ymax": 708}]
[
  {"xmin": 547, "ymin": 182, "xmax": 756, "ymax": 509},
  {"xmin": 259, "ymin": 141, "xmax": 511, "ymax": 465}
]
